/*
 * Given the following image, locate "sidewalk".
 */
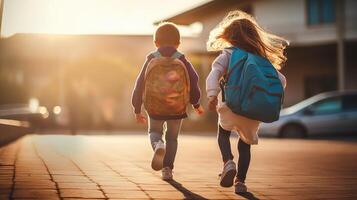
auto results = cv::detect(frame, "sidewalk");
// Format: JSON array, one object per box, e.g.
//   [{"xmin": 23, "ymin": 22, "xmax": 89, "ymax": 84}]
[{"xmin": 0, "ymin": 134, "xmax": 356, "ymax": 199}]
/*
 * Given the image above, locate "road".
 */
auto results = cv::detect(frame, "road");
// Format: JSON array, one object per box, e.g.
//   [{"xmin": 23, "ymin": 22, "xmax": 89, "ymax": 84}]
[{"xmin": 0, "ymin": 133, "xmax": 356, "ymax": 199}]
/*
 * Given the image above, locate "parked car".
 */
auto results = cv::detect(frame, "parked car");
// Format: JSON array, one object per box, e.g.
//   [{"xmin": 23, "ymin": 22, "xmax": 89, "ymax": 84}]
[
  {"xmin": 258, "ymin": 91, "xmax": 357, "ymax": 138},
  {"xmin": 0, "ymin": 104, "xmax": 49, "ymax": 129}
]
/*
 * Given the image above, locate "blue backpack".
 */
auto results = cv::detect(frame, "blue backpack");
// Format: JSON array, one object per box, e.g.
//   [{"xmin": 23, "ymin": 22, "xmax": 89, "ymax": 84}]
[{"xmin": 221, "ymin": 47, "xmax": 284, "ymax": 123}]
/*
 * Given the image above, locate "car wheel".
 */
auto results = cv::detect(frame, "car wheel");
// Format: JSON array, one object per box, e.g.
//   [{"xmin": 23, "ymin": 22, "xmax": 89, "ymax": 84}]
[{"xmin": 279, "ymin": 124, "xmax": 307, "ymax": 138}]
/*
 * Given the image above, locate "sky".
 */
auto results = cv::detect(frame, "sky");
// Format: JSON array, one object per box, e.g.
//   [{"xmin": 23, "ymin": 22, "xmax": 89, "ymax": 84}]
[{"xmin": 1, "ymin": 0, "xmax": 209, "ymax": 37}]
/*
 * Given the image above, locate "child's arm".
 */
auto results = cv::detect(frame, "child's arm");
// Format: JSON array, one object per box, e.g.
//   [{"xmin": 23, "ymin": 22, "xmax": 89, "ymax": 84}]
[
  {"xmin": 179, "ymin": 55, "xmax": 204, "ymax": 115},
  {"xmin": 131, "ymin": 54, "xmax": 153, "ymax": 122},
  {"xmin": 206, "ymin": 50, "xmax": 230, "ymax": 111},
  {"xmin": 206, "ymin": 50, "xmax": 230, "ymax": 97}
]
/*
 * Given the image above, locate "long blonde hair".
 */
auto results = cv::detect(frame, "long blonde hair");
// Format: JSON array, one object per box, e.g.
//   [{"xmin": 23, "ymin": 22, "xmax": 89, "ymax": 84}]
[{"xmin": 207, "ymin": 10, "xmax": 289, "ymax": 69}]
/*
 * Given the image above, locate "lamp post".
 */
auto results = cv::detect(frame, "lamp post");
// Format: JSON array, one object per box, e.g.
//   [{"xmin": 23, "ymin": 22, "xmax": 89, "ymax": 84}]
[
  {"xmin": 336, "ymin": 0, "xmax": 345, "ymax": 91},
  {"xmin": 0, "ymin": 0, "xmax": 4, "ymax": 37}
]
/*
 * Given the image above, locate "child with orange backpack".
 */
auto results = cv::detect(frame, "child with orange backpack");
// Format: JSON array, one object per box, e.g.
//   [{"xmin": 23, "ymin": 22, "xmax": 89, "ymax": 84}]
[
  {"xmin": 206, "ymin": 10, "xmax": 287, "ymax": 193},
  {"xmin": 132, "ymin": 22, "xmax": 204, "ymax": 180}
]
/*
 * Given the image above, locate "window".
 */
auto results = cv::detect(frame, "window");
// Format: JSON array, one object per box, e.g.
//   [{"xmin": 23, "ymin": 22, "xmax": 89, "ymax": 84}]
[
  {"xmin": 310, "ymin": 97, "xmax": 342, "ymax": 115},
  {"xmin": 307, "ymin": 0, "xmax": 335, "ymax": 25},
  {"xmin": 343, "ymin": 95, "xmax": 357, "ymax": 111}
]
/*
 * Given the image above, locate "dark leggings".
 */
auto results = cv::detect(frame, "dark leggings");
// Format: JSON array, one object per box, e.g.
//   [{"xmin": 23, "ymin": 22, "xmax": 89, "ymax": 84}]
[{"xmin": 218, "ymin": 125, "xmax": 251, "ymax": 183}]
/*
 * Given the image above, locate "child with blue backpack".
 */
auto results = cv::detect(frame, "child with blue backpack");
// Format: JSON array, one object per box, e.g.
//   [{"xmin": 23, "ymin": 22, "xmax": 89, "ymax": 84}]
[{"xmin": 206, "ymin": 10, "xmax": 287, "ymax": 193}]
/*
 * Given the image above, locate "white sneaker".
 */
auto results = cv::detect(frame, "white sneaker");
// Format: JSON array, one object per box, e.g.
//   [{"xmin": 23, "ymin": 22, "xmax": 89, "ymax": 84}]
[
  {"xmin": 162, "ymin": 167, "xmax": 173, "ymax": 180},
  {"xmin": 235, "ymin": 180, "xmax": 248, "ymax": 193},
  {"xmin": 151, "ymin": 141, "xmax": 166, "ymax": 171},
  {"xmin": 219, "ymin": 160, "xmax": 237, "ymax": 187}
]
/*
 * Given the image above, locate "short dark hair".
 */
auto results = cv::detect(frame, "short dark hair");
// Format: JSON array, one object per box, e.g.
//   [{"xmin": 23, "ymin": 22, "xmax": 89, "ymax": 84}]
[{"xmin": 154, "ymin": 22, "xmax": 180, "ymax": 46}]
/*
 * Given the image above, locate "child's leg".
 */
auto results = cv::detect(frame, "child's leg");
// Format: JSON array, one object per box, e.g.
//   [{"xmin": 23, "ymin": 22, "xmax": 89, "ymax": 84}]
[
  {"xmin": 148, "ymin": 118, "xmax": 165, "ymax": 150},
  {"xmin": 163, "ymin": 119, "xmax": 182, "ymax": 169},
  {"xmin": 237, "ymin": 138, "xmax": 251, "ymax": 183},
  {"xmin": 218, "ymin": 125, "xmax": 234, "ymax": 162}
]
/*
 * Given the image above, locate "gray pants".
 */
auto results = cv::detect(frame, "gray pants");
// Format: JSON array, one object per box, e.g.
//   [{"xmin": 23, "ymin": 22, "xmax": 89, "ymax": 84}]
[{"xmin": 149, "ymin": 118, "xmax": 183, "ymax": 169}]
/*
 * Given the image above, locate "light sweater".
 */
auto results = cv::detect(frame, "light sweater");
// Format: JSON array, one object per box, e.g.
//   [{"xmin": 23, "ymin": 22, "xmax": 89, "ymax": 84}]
[{"xmin": 206, "ymin": 49, "xmax": 286, "ymax": 145}]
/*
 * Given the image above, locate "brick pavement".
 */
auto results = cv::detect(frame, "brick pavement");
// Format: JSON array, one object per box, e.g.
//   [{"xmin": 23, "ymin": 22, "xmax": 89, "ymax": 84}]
[{"xmin": 0, "ymin": 134, "xmax": 356, "ymax": 200}]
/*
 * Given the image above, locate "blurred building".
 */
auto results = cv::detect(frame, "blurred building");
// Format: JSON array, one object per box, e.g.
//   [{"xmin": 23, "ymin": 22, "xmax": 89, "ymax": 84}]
[
  {"xmin": 0, "ymin": 34, "xmax": 198, "ymax": 129},
  {"xmin": 158, "ymin": 0, "xmax": 357, "ymax": 106}
]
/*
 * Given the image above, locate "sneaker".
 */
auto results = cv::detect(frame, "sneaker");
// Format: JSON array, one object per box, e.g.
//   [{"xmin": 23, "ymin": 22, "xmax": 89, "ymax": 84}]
[
  {"xmin": 151, "ymin": 141, "xmax": 166, "ymax": 171},
  {"xmin": 235, "ymin": 180, "xmax": 248, "ymax": 193},
  {"xmin": 162, "ymin": 167, "xmax": 173, "ymax": 180},
  {"xmin": 219, "ymin": 160, "xmax": 237, "ymax": 187}
]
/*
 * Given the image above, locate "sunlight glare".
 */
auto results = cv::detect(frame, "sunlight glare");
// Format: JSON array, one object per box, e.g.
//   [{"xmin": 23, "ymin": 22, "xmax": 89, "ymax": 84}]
[{"xmin": 1, "ymin": 0, "xmax": 208, "ymax": 37}]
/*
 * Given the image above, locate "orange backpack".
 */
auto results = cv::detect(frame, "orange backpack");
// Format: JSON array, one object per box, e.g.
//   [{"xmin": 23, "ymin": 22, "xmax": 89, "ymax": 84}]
[{"xmin": 143, "ymin": 51, "xmax": 190, "ymax": 116}]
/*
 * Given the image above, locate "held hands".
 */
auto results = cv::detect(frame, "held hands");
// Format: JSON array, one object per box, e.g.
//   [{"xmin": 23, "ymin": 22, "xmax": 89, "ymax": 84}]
[
  {"xmin": 135, "ymin": 113, "xmax": 147, "ymax": 124},
  {"xmin": 135, "ymin": 105, "xmax": 205, "ymax": 123},
  {"xmin": 194, "ymin": 105, "xmax": 205, "ymax": 115},
  {"xmin": 208, "ymin": 96, "xmax": 218, "ymax": 111}
]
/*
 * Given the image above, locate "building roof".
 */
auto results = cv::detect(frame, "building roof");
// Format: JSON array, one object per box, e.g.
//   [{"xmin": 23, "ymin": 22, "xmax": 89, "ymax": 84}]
[{"xmin": 155, "ymin": 0, "xmax": 250, "ymax": 25}]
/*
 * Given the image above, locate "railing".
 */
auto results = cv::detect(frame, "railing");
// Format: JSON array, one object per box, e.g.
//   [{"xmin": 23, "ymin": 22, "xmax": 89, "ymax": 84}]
[{"xmin": 0, "ymin": 119, "xmax": 32, "ymax": 147}]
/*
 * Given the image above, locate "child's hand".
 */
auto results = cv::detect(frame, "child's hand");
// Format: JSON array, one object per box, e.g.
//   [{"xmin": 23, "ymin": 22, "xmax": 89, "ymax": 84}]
[
  {"xmin": 194, "ymin": 105, "xmax": 205, "ymax": 115},
  {"xmin": 208, "ymin": 96, "xmax": 218, "ymax": 111},
  {"xmin": 135, "ymin": 113, "xmax": 147, "ymax": 124}
]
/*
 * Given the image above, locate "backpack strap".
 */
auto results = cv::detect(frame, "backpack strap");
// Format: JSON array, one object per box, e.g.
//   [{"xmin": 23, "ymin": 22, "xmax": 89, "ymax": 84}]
[
  {"xmin": 220, "ymin": 48, "xmax": 248, "ymax": 103},
  {"xmin": 219, "ymin": 79, "xmax": 226, "ymax": 102},
  {"xmin": 152, "ymin": 51, "xmax": 162, "ymax": 58},
  {"xmin": 171, "ymin": 51, "xmax": 183, "ymax": 59}
]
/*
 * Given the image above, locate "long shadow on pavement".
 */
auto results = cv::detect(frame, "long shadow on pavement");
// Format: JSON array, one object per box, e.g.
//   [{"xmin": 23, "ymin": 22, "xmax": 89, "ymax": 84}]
[
  {"xmin": 165, "ymin": 180, "xmax": 208, "ymax": 200},
  {"xmin": 237, "ymin": 192, "xmax": 260, "ymax": 200}
]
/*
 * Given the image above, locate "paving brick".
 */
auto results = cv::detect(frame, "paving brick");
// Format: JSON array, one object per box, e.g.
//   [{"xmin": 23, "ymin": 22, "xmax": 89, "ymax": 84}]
[
  {"xmin": 59, "ymin": 189, "xmax": 105, "ymax": 198},
  {"xmin": 14, "ymin": 183, "xmax": 57, "ymax": 190},
  {"xmin": 146, "ymin": 190, "xmax": 185, "ymax": 199},
  {"xmin": 12, "ymin": 189, "xmax": 59, "ymax": 198},
  {"xmin": 0, "ymin": 194, "xmax": 10, "ymax": 199},
  {"xmin": 0, "ymin": 169, "xmax": 14, "ymax": 175},
  {"xmin": 138, "ymin": 184, "xmax": 178, "ymax": 191},
  {"xmin": 13, "ymin": 198, "xmax": 60, "ymax": 200},
  {"xmin": 0, "ymin": 183, "xmax": 13, "ymax": 189},
  {"xmin": 57, "ymin": 182, "xmax": 99, "ymax": 189},
  {"xmin": 15, "ymin": 175, "xmax": 51, "ymax": 182},
  {"xmin": 50, "ymin": 170, "xmax": 83, "ymax": 176},
  {"xmin": 0, "ymin": 189, "xmax": 11, "ymax": 195},
  {"xmin": 63, "ymin": 198, "xmax": 105, "ymax": 200},
  {"xmin": 105, "ymin": 191, "xmax": 149, "ymax": 199},
  {"xmin": 52, "ymin": 175, "xmax": 91, "ymax": 183}
]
